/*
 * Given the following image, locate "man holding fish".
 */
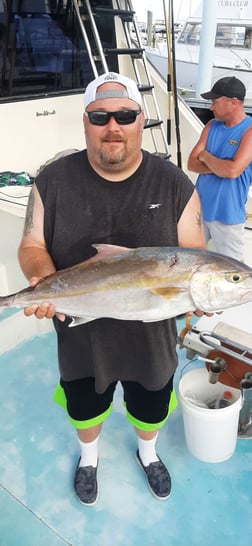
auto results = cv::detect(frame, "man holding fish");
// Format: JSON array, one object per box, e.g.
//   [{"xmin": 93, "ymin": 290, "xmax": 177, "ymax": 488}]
[{"xmin": 18, "ymin": 72, "xmax": 207, "ymax": 505}]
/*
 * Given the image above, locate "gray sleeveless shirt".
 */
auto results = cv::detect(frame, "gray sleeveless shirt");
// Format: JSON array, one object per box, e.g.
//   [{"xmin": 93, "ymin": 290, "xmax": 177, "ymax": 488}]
[{"xmin": 36, "ymin": 150, "xmax": 194, "ymax": 392}]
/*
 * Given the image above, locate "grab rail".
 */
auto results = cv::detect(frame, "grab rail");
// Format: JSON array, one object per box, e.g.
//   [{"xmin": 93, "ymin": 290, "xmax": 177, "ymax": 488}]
[{"xmin": 199, "ymin": 330, "xmax": 252, "ymax": 366}]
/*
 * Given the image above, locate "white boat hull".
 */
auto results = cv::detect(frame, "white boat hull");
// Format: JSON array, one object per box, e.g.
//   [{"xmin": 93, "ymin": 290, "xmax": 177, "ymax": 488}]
[{"xmin": 145, "ymin": 44, "xmax": 252, "ymax": 100}]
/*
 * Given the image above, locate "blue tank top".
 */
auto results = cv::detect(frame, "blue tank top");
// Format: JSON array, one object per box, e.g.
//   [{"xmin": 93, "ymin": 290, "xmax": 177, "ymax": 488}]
[{"xmin": 196, "ymin": 116, "xmax": 252, "ymax": 223}]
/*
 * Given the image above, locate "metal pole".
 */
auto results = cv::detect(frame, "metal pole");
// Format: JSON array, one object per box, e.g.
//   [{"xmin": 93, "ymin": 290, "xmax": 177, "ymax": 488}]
[
  {"xmin": 147, "ymin": 10, "xmax": 153, "ymax": 46},
  {"xmin": 166, "ymin": 0, "xmax": 182, "ymax": 168},
  {"xmin": 196, "ymin": 0, "xmax": 218, "ymax": 96}
]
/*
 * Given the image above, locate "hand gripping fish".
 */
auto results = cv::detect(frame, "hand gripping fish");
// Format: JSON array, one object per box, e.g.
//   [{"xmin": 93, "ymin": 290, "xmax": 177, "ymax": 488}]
[{"xmin": 1, "ymin": 244, "xmax": 252, "ymax": 327}]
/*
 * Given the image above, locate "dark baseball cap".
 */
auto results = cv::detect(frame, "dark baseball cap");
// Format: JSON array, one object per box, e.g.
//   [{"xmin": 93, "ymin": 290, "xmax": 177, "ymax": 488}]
[{"xmin": 201, "ymin": 76, "xmax": 246, "ymax": 101}]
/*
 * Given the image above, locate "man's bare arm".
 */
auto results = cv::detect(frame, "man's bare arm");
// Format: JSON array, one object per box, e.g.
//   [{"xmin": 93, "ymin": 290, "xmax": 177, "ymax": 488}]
[
  {"xmin": 177, "ymin": 189, "xmax": 206, "ymax": 249},
  {"xmin": 198, "ymin": 125, "xmax": 252, "ymax": 178},
  {"xmin": 18, "ymin": 184, "xmax": 56, "ymax": 281},
  {"xmin": 18, "ymin": 184, "xmax": 64, "ymax": 321},
  {"xmin": 187, "ymin": 121, "xmax": 212, "ymax": 174}
]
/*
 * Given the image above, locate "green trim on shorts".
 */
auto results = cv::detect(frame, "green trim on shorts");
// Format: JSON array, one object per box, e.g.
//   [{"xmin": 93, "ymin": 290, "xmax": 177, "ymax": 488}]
[
  {"xmin": 67, "ymin": 405, "xmax": 113, "ymax": 429},
  {"xmin": 53, "ymin": 382, "xmax": 67, "ymax": 409},
  {"xmin": 52, "ymin": 382, "xmax": 113, "ymax": 429},
  {"xmin": 125, "ymin": 388, "xmax": 178, "ymax": 431}
]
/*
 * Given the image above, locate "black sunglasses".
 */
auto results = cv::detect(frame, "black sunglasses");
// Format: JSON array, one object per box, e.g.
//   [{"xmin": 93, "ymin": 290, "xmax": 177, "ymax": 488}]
[{"xmin": 84, "ymin": 109, "xmax": 141, "ymax": 126}]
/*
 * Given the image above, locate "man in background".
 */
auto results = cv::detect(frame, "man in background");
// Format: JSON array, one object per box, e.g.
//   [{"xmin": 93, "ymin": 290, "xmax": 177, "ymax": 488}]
[{"xmin": 188, "ymin": 76, "xmax": 252, "ymax": 261}]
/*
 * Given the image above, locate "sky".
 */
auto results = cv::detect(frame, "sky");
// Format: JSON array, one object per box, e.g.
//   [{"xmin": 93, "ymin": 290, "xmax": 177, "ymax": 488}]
[{"xmin": 132, "ymin": 0, "xmax": 201, "ymax": 23}]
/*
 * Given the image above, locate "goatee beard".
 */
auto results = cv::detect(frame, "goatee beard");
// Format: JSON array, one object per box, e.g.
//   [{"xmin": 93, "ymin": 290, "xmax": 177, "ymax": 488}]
[{"xmin": 100, "ymin": 150, "xmax": 126, "ymax": 165}]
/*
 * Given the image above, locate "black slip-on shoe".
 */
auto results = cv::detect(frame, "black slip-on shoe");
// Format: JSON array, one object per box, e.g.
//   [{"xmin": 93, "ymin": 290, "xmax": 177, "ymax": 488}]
[
  {"xmin": 74, "ymin": 457, "xmax": 98, "ymax": 506},
  {"xmin": 136, "ymin": 449, "xmax": 171, "ymax": 500}
]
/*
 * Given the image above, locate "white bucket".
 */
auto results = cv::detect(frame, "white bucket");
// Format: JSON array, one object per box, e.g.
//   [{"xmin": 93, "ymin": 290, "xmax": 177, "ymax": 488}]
[{"xmin": 178, "ymin": 367, "xmax": 242, "ymax": 463}]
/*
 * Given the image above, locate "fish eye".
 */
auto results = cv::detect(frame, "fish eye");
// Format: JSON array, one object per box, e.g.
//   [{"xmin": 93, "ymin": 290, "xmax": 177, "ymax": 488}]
[{"xmin": 226, "ymin": 272, "xmax": 243, "ymax": 283}]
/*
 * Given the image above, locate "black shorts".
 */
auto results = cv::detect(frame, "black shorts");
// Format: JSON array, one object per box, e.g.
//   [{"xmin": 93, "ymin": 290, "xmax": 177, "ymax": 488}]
[{"xmin": 60, "ymin": 376, "xmax": 175, "ymax": 430}]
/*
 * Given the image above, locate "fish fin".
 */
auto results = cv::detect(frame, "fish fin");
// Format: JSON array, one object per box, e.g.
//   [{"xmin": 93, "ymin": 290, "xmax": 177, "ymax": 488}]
[
  {"xmin": 68, "ymin": 316, "xmax": 95, "ymax": 327},
  {"xmin": 75, "ymin": 244, "xmax": 132, "ymax": 268},
  {"xmin": 151, "ymin": 287, "xmax": 187, "ymax": 298},
  {"xmin": 92, "ymin": 243, "xmax": 132, "ymax": 257}
]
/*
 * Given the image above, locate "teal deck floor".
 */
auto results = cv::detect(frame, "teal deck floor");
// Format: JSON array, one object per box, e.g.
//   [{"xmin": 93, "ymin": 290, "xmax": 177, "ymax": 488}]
[{"xmin": 0, "ymin": 317, "xmax": 251, "ymax": 546}]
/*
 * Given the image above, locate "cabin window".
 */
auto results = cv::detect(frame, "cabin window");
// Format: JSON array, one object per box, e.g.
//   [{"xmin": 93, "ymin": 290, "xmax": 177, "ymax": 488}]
[
  {"xmin": 178, "ymin": 21, "xmax": 252, "ymax": 50},
  {"xmin": 0, "ymin": 0, "xmax": 117, "ymax": 100},
  {"xmin": 177, "ymin": 23, "xmax": 201, "ymax": 46},
  {"xmin": 215, "ymin": 24, "xmax": 249, "ymax": 48}
]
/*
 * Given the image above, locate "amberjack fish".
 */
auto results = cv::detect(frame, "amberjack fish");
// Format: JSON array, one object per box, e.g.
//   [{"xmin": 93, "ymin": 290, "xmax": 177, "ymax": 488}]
[{"xmin": 1, "ymin": 244, "xmax": 252, "ymax": 327}]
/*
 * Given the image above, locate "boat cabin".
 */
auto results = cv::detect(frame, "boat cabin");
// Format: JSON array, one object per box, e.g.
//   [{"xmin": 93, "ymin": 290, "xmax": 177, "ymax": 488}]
[{"xmin": 178, "ymin": 17, "xmax": 252, "ymax": 50}]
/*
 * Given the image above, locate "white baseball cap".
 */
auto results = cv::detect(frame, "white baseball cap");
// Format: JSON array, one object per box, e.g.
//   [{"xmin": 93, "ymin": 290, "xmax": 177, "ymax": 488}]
[{"xmin": 83, "ymin": 72, "xmax": 142, "ymax": 109}]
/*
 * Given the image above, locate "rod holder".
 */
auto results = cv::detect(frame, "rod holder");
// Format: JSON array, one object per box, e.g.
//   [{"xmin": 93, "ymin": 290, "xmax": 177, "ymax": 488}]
[
  {"xmin": 239, "ymin": 378, "xmax": 252, "ymax": 431},
  {"xmin": 208, "ymin": 358, "xmax": 227, "ymax": 384}
]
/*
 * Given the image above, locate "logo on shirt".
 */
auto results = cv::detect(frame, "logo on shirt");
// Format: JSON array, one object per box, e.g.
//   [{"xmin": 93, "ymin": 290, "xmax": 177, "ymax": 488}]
[
  {"xmin": 228, "ymin": 139, "xmax": 239, "ymax": 146},
  {"xmin": 148, "ymin": 203, "xmax": 162, "ymax": 209}
]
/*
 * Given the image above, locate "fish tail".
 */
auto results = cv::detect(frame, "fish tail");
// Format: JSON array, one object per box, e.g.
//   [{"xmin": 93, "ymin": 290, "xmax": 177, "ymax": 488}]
[{"xmin": 0, "ymin": 295, "xmax": 13, "ymax": 307}]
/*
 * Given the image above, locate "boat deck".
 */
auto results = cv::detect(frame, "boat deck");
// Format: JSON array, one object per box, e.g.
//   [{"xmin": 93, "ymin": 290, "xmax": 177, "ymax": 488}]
[{"xmin": 0, "ymin": 313, "xmax": 251, "ymax": 546}]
